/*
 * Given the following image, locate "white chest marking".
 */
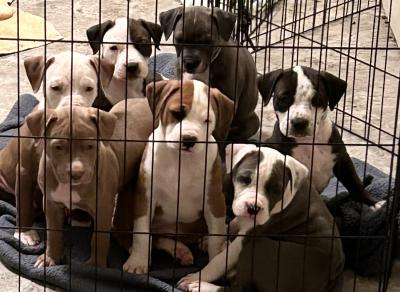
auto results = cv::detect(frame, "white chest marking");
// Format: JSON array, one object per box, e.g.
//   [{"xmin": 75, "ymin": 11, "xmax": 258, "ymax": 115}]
[{"xmin": 50, "ymin": 183, "xmax": 81, "ymax": 209}]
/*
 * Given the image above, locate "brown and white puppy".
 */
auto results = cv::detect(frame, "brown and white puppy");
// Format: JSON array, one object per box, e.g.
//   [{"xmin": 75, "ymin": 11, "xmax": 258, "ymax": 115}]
[
  {"xmin": 179, "ymin": 144, "xmax": 344, "ymax": 292},
  {"xmin": 121, "ymin": 80, "xmax": 234, "ymax": 274},
  {"xmin": 26, "ymin": 100, "xmax": 153, "ymax": 268},
  {"xmin": 86, "ymin": 17, "xmax": 163, "ymax": 106},
  {"xmin": 258, "ymin": 66, "xmax": 381, "ymax": 207},
  {"xmin": 0, "ymin": 51, "xmax": 113, "ymax": 246},
  {"xmin": 159, "ymin": 6, "xmax": 260, "ymax": 141}
]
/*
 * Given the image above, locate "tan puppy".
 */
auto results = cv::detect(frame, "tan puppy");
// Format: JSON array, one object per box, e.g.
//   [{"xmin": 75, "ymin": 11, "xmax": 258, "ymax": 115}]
[
  {"xmin": 122, "ymin": 80, "xmax": 234, "ymax": 274},
  {"xmin": 25, "ymin": 99, "xmax": 153, "ymax": 268},
  {"xmin": 0, "ymin": 51, "xmax": 114, "ymax": 246}
]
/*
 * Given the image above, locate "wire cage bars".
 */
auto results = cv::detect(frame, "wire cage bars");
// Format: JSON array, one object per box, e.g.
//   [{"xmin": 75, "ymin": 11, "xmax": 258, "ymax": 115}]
[{"xmin": 0, "ymin": 0, "xmax": 399, "ymax": 291}]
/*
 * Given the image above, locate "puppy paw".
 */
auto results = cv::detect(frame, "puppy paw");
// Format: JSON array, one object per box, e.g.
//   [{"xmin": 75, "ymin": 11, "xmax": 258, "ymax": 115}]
[
  {"xmin": 187, "ymin": 281, "xmax": 221, "ymax": 292},
  {"xmin": 370, "ymin": 200, "xmax": 386, "ymax": 211},
  {"xmin": 34, "ymin": 254, "xmax": 57, "ymax": 268},
  {"xmin": 176, "ymin": 244, "xmax": 194, "ymax": 266},
  {"xmin": 177, "ymin": 272, "xmax": 200, "ymax": 290},
  {"xmin": 123, "ymin": 255, "xmax": 149, "ymax": 274},
  {"xmin": 14, "ymin": 229, "xmax": 40, "ymax": 246}
]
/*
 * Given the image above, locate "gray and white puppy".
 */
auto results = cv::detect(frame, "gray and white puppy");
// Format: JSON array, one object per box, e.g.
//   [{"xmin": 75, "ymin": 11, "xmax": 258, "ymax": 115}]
[
  {"xmin": 258, "ymin": 65, "xmax": 381, "ymax": 207},
  {"xmin": 159, "ymin": 6, "xmax": 259, "ymax": 141},
  {"xmin": 86, "ymin": 17, "xmax": 163, "ymax": 108},
  {"xmin": 178, "ymin": 144, "xmax": 344, "ymax": 292}
]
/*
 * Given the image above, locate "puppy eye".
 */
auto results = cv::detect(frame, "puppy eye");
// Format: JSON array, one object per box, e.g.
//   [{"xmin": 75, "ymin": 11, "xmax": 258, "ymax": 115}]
[
  {"xmin": 55, "ymin": 145, "xmax": 63, "ymax": 151},
  {"xmin": 50, "ymin": 85, "xmax": 62, "ymax": 92},
  {"xmin": 86, "ymin": 86, "xmax": 94, "ymax": 92},
  {"xmin": 87, "ymin": 144, "xmax": 94, "ymax": 150},
  {"xmin": 204, "ymin": 119, "xmax": 212, "ymax": 124},
  {"xmin": 109, "ymin": 45, "xmax": 118, "ymax": 51},
  {"xmin": 237, "ymin": 175, "xmax": 252, "ymax": 186},
  {"xmin": 171, "ymin": 110, "xmax": 186, "ymax": 121}
]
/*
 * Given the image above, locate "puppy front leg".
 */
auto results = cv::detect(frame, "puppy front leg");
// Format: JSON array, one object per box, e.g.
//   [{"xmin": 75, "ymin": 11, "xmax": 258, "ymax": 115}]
[
  {"xmin": 34, "ymin": 200, "xmax": 65, "ymax": 268},
  {"xmin": 87, "ymin": 204, "xmax": 114, "ymax": 268},
  {"xmin": 123, "ymin": 182, "xmax": 154, "ymax": 274},
  {"xmin": 333, "ymin": 150, "xmax": 379, "ymax": 206},
  {"xmin": 178, "ymin": 236, "xmax": 244, "ymax": 289},
  {"xmin": 14, "ymin": 164, "xmax": 40, "ymax": 246},
  {"xmin": 204, "ymin": 191, "xmax": 227, "ymax": 260}
]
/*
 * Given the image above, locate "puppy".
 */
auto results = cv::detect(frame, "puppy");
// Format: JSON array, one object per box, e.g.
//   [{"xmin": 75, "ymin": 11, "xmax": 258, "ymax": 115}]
[
  {"xmin": 258, "ymin": 66, "xmax": 380, "ymax": 207},
  {"xmin": 86, "ymin": 17, "xmax": 163, "ymax": 106},
  {"xmin": 159, "ymin": 6, "xmax": 260, "ymax": 141},
  {"xmin": 26, "ymin": 99, "xmax": 153, "ymax": 268},
  {"xmin": 0, "ymin": 51, "xmax": 113, "ymax": 246},
  {"xmin": 121, "ymin": 80, "xmax": 234, "ymax": 274},
  {"xmin": 179, "ymin": 144, "xmax": 344, "ymax": 292}
]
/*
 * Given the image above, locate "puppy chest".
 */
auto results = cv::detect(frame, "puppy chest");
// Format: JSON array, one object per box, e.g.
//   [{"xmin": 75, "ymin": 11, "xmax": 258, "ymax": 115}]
[
  {"xmin": 150, "ymin": 163, "xmax": 210, "ymax": 223},
  {"xmin": 292, "ymin": 145, "xmax": 336, "ymax": 192}
]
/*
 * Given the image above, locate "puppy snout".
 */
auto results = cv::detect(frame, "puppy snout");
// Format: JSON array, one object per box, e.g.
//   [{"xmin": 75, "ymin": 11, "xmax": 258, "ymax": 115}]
[
  {"xmin": 181, "ymin": 135, "xmax": 197, "ymax": 149},
  {"xmin": 126, "ymin": 62, "xmax": 139, "ymax": 75},
  {"xmin": 183, "ymin": 57, "xmax": 201, "ymax": 72},
  {"xmin": 247, "ymin": 204, "xmax": 261, "ymax": 216},
  {"xmin": 70, "ymin": 161, "xmax": 84, "ymax": 180},
  {"xmin": 291, "ymin": 118, "xmax": 309, "ymax": 131}
]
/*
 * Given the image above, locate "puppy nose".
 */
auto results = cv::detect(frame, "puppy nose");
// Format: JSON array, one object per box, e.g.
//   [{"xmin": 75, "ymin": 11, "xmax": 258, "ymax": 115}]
[
  {"xmin": 126, "ymin": 62, "xmax": 139, "ymax": 74},
  {"xmin": 181, "ymin": 135, "xmax": 197, "ymax": 149},
  {"xmin": 70, "ymin": 161, "xmax": 84, "ymax": 180},
  {"xmin": 247, "ymin": 204, "xmax": 260, "ymax": 216},
  {"xmin": 291, "ymin": 118, "xmax": 309, "ymax": 130},
  {"xmin": 183, "ymin": 58, "xmax": 200, "ymax": 72}
]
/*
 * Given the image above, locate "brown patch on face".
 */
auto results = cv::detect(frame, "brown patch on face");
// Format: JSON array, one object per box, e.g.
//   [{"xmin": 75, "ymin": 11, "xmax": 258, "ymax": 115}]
[
  {"xmin": 207, "ymin": 156, "xmax": 226, "ymax": 218},
  {"xmin": 264, "ymin": 160, "xmax": 292, "ymax": 212},
  {"xmin": 161, "ymin": 81, "xmax": 194, "ymax": 126},
  {"xmin": 146, "ymin": 80, "xmax": 195, "ymax": 128}
]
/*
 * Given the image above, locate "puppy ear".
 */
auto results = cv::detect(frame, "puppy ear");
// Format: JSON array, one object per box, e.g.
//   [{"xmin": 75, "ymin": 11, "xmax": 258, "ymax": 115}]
[
  {"xmin": 212, "ymin": 8, "xmax": 236, "ymax": 41},
  {"xmin": 24, "ymin": 56, "xmax": 55, "ymax": 93},
  {"xmin": 139, "ymin": 19, "xmax": 163, "ymax": 50},
  {"xmin": 86, "ymin": 20, "xmax": 115, "ymax": 54},
  {"xmin": 320, "ymin": 72, "xmax": 347, "ymax": 110},
  {"xmin": 210, "ymin": 88, "xmax": 234, "ymax": 142},
  {"xmin": 89, "ymin": 109, "xmax": 118, "ymax": 140},
  {"xmin": 146, "ymin": 80, "xmax": 179, "ymax": 127},
  {"xmin": 225, "ymin": 143, "xmax": 258, "ymax": 173},
  {"xmin": 257, "ymin": 69, "xmax": 283, "ymax": 106},
  {"xmin": 90, "ymin": 55, "xmax": 115, "ymax": 89},
  {"xmin": 25, "ymin": 109, "xmax": 57, "ymax": 143},
  {"xmin": 284, "ymin": 155, "xmax": 309, "ymax": 199},
  {"xmin": 159, "ymin": 7, "xmax": 183, "ymax": 40}
]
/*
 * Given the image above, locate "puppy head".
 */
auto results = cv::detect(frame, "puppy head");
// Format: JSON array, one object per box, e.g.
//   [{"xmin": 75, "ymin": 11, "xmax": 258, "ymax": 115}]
[
  {"xmin": 25, "ymin": 106, "xmax": 117, "ymax": 186},
  {"xmin": 24, "ymin": 51, "xmax": 109, "ymax": 108},
  {"xmin": 86, "ymin": 18, "xmax": 162, "ymax": 81},
  {"xmin": 226, "ymin": 144, "xmax": 309, "ymax": 225},
  {"xmin": 160, "ymin": 6, "xmax": 236, "ymax": 75},
  {"xmin": 258, "ymin": 66, "xmax": 347, "ymax": 138},
  {"xmin": 146, "ymin": 79, "xmax": 233, "ymax": 153}
]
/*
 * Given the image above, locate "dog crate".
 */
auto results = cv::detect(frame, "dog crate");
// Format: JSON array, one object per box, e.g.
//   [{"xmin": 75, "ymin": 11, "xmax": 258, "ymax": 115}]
[{"xmin": 0, "ymin": 0, "xmax": 399, "ymax": 291}]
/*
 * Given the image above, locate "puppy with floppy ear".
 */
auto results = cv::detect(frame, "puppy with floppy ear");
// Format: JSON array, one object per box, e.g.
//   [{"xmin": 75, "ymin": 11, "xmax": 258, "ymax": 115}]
[
  {"xmin": 179, "ymin": 145, "xmax": 344, "ymax": 292},
  {"xmin": 0, "ymin": 51, "xmax": 110, "ymax": 247},
  {"xmin": 122, "ymin": 79, "xmax": 232, "ymax": 274},
  {"xmin": 26, "ymin": 100, "xmax": 154, "ymax": 268},
  {"xmin": 86, "ymin": 17, "xmax": 163, "ymax": 104},
  {"xmin": 159, "ymin": 6, "xmax": 260, "ymax": 141},
  {"xmin": 259, "ymin": 66, "xmax": 381, "ymax": 207}
]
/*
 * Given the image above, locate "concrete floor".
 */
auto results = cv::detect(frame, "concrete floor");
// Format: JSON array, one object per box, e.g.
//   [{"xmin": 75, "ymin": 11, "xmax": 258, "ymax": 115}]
[{"xmin": 0, "ymin": 0, "xmax": 399, "ymax": 291}]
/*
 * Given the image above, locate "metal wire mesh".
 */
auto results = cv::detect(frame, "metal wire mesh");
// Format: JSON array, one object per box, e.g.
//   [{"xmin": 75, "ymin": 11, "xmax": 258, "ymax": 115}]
[{"xmin": 0, "ymin": 0, "xmax": 399, "ymax": 291}]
